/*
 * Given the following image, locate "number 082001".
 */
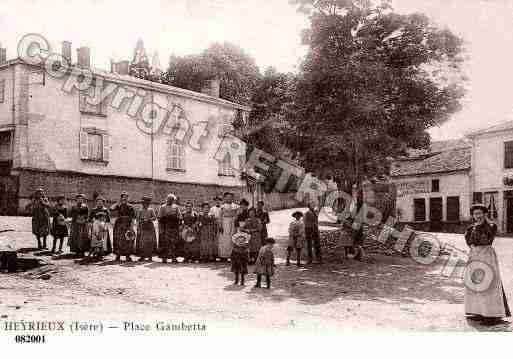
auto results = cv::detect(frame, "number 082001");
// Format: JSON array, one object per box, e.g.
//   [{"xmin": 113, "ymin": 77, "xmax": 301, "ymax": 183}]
[{"xmin": 15, "ymin": 335, "xmax": 46, "ymax": 344}]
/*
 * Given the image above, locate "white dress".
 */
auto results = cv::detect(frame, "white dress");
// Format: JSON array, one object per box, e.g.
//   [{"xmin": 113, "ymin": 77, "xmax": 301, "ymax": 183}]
[{"xmin": 218, "ymin": 203, "xmax": 239, "ymax": 258}]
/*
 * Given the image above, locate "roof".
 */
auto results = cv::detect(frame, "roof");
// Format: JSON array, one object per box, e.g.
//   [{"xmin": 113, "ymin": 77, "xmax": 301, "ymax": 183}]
[
  {"xmin": 430, "ymin": 138, "xmax": 471, "ymax": 152},
  {"xmin": 1, "ymin": 58, "xmax": 251, "ymax": 112},
  {"xmin": 390, "ymin": 146, "xmax": 471, "ymax": 177},
  {"xmin": 466, "ymin": 120, "xmax": 513, "ymax": 138}
]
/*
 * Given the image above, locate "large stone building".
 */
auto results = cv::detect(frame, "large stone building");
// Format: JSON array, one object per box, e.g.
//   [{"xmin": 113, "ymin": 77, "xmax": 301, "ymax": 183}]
[
  {"xmin": 0, "ymin": 42, "xmax": 250, "ymax": 214},
  {"xmin": 390, "ymin": 140, "xmax": 472, "ymax": 232}
]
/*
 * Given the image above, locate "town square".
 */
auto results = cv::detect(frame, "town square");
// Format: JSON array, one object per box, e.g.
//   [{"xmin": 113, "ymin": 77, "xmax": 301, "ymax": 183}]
[{"xmin": 1, "ymin": 0, "xmax": 513, "ymax": 354}]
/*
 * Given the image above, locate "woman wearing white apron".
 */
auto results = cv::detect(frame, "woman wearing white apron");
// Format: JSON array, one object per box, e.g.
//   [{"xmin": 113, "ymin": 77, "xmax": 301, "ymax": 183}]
[
  {"xmin": 218, "ymin": 192, "xmax": 239, "ymax": 261},
  {"xmin": 464, "ymin": 203, "xmax": 511, "ymax": 325}
]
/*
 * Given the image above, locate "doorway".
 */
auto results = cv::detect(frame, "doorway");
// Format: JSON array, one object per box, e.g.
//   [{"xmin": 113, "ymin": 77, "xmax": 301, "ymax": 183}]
[{"xmin": 429, "ymin": 197, "xmax": 443, "ymax": 232}]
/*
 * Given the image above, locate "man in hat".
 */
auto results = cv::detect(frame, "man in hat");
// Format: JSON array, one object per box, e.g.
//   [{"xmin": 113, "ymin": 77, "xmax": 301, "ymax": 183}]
[
  {"xmin": 30, "ymin": 188, "xmax": 51, "ymax": 250},
  {"xmin": 287, "ymin": 211, "xmax": 305, "ymax": 266}
]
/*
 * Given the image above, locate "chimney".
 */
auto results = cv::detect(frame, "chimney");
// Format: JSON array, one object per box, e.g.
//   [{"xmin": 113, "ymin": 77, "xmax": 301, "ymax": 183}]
[
  {"xmin": 111, "ymin": 60, "xmax": 129, "ymax": 75},
  {"xmin": 62, "ymin": 41, "xmax": 72, "ymax": 64},
  {"xmin": 201, "ymin": 78, "xmax": 220, "ymax": 98},
  {"xmin": 0, "ymin": 46, "xmax": 6, "ymax": 64},
  {"xmin": 77, "ymin": 46, "xmax": 91, "ymax": 69}
]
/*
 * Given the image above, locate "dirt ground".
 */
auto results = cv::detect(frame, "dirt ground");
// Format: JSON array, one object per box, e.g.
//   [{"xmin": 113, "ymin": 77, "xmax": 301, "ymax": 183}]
[{"xmin": 1, "ymin": 209, "xmax": 512, "ymax": 332}]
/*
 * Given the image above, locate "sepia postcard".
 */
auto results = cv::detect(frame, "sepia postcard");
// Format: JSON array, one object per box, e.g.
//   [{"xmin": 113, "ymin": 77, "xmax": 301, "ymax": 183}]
[{"xmin": 0, "ymin": 0, "xmax": 512, "ymax": 355}]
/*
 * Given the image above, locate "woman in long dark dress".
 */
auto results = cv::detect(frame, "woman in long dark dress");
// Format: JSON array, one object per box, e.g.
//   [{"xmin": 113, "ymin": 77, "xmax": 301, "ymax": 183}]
[
  {"xmin": 198, "ymin": 202, "xmax": 218, "ymax": 262},
  {"xmin": 136, "ymin": 195, "xmax": 157, "ymax": 262},
  {"xmin": 50, "ymin": 196, "xmax": 68, "ymax": 254},
  {"xmin": 464, "ymin": 203, "xmax": 511, "ymax": 324},
  {"xmin": 69, "ymin": 194, "xmax": 90, "ymax": 256},
  {"xmin": 158, "ymin": 194, "xmax": 182, "ymax": 263},
  {"xmin": 110, "ymin": 192, "xmax": 136, "ymax": 262},
  {"xmin": 182, "ymin": 202, "xmax": 199, "ymax": 263},
  {"xmin": 256, "ymin": 201, "xmax": 270, "ymax": 244},
  {"xmin": 30, "ymin": 188, "xmax": 51, "ymax": 250}
]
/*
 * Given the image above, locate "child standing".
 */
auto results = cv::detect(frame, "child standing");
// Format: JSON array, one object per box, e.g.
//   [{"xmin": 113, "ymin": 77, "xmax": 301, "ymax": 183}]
[
  {"xmin": 231, "ymin": 220, "xmax": 250, "ymax": 286},
  {"xmin": 51, "ymin": 196, "xmax": 68, "ymax": 254},
  {"xmin": 287, "ymin": 211, "xmax": 305, "ymax": 267},
  {"xmin": 88, "ymin": 197, "xmax": 111, "ymax": 260},
  {"xmin": 254, "ymin": 237, "xmax": 276, "ymax": 289}
]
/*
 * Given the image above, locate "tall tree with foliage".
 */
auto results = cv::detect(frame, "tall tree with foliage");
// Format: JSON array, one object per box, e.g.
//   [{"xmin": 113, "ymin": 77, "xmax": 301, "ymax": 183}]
[
  {"xmin": 290, "ymin": 0, "xmax": 466, "ymax": 186},
  {"xmin": 162, "ymin": 42, "xmax": 261, "ymax": 106}
]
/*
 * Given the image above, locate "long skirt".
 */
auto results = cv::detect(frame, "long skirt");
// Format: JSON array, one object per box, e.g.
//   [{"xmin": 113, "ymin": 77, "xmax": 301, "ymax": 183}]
[
  {"xmin": 136, "ymin": 222, "xmax": 157, "ymax": 258},
  {"xmin": 465, "ymin": 245, "xmax": 511, "ymax": 318},
  {"xmin": 113, "ymin": 218, "xmax": 134, "ymax": 256},
  {"xmin": 69, "ymin": 222, "xmax": 90, "ymax": 253},
  {"xmin": 184, "ymin": 239, "xmax": 200, "ymax": 260},
  {"xmin": 90, "ymin": 221, "xmax": 110, "ymax": 255},
  {"xmin": 219, "ymin": 217, "xmax": 235, "ymax": 258},
  {"xmin": 158, "ymin": 223, "xmax": 180, "ymax": 259},
  {"xmin": 199, "ymin": 226, "xmax": 217, "ymax": 258}
]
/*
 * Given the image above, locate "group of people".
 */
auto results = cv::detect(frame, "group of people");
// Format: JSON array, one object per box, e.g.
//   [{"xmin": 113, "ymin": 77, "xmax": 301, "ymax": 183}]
[{"xmin": 28, "ymin": 189, "xmax": 274, "ymax": 263}]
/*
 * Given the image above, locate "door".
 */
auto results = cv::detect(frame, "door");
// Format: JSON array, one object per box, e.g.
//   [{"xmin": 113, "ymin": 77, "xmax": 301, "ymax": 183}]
[
  {"xmin": 429, "ymin": 197, "xmax": 443, "ymax": 232},
  {"xmin": 507, "ymin": 197, "xmax": 513, "ymax": 233}
]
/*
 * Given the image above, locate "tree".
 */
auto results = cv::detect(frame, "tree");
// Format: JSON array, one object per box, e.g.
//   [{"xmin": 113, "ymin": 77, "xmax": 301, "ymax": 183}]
[
  {"xmin": 289, "ymin": 0, "xmax": 466, "ymax": 185},
  {"xmin": 245, "ymin": 67, "xmax": 297, "ymax": 158},
  {"xmin": 162, "ymin": 42, "xmax": 261, "ymax": 106}
]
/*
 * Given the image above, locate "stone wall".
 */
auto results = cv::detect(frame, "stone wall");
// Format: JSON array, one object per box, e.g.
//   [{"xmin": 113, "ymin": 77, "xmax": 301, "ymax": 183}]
[{"xmin": 14, "ymin": 168, "xmax": 243, "ymax": 214}]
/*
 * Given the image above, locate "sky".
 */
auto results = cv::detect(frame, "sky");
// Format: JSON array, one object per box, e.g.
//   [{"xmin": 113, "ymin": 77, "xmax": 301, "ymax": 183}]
[{"xmin": 1, "ymin": 0, "xmax": 512, "ymax": 141}]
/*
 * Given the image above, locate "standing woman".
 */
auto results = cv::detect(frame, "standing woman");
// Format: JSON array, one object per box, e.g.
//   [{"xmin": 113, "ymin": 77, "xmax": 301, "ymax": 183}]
[
  {"xmin": 136, "ymin": 195, "xmax": 157, "ymax": 262},
  {"xmin": 69, "ymin": 194, "xmax": 90, "ymax": 257},
  {"xmin": 256, "ymin": 201, "xmax": 270, "ymax": 244},
  {"xmin": 158, "ymin": 194, "xmax": 182, "ymax": 263},
  {"xmin": 30, "ymin": 188, "xmax": 51, "ymax": 250},
  {"xmin": 198, "ymin": 202, "xmax": 218, "ymax": 262},
  {"xmin": 464, "ymin": 203, "xmax": 511, "ymax": 324},
  {"xmin": 110, "ymin": 192, "xmax": 136, "ymax": 262},
  {"xmin": 218, "ymin": 192, "xmax": 239, "ymax": 261}
]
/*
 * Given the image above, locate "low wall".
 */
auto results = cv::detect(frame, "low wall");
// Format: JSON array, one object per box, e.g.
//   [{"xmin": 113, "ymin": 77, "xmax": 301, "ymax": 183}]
[{"xmin": 399, "ymin": 221, "xmax": 471, "ymax": 234}]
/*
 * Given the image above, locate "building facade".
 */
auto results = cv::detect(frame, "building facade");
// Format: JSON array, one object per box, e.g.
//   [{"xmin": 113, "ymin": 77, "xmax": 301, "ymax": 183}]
[
  {"xmin": 468, "ymin": 121, "xmax": 513, "ymax": 233},
  {"xmin": 390, "ymin": 141, "xmax": 472, "ymax": 232},
  {"xmin": 0, "ymin": 44, "xmax": 250, "ymax": 214}
]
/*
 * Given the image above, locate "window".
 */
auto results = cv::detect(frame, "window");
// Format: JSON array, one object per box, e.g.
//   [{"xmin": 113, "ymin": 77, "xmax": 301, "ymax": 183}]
[
  {"xmin": 431, "ymin": 179, "xmax": 440, "ymax": 192},
  {"xmin": 0, "ymin": 79, "xmax": 5, "ymax": 103},
  {"xmin": 446, "ymin": 196, "xmax": 460, "ymax": 221},
  {"xmin": 218, "ymin": 152, "xmax": 234, "ymax": 177},
  {"xmin": 218, "ymin": 124, "xmax": 233, "ymax": 138},
  {"xmin": 167, "ymin": 139, "xmax": 185, "ymax": 171},
  {"xmin": 413, "ymin": 198, "xmax": 426, "ymax": 222},
  {"xmin": 79, "ymin": 88, "xmax": 104, "ymax": 116},
  {"xmin": 80, "ymin": 130, "xmax": 110, "ymax": 162},
  {"xmin": 473, "ymin": 192, "xmax": 483, "ymax": 204},
  {"xmin": 505, "ymin": 141, "xmax": 513, "ymax": 169}
]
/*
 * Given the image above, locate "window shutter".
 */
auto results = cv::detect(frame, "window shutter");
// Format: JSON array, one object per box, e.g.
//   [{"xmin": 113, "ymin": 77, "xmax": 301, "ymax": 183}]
[
  {"xmin": 166, "ymin": 137, "xmax": 172, "ymax": 169},
  {"xmin": 102, "ymin": 134, "xmax": 110, "ymax": 162},
  {"xmin": 79, "ymin": 131, "xmax": 89, "ymax": 159}
]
